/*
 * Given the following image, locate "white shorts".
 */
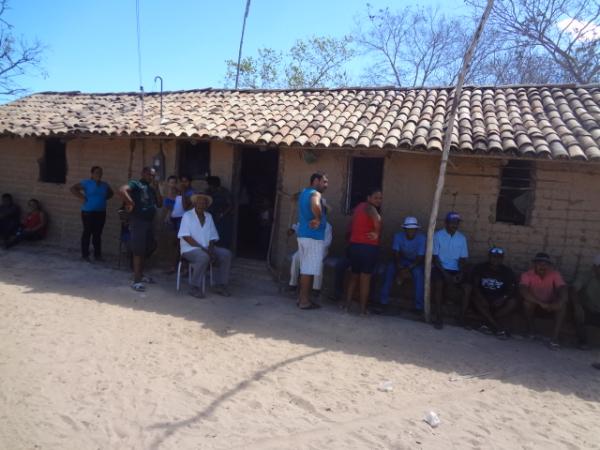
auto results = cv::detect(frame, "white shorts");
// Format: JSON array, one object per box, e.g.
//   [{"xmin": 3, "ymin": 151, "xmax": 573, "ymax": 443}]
[{"xmin": 297, "ymin": 237, "xmax": 325, "ymax": 276}]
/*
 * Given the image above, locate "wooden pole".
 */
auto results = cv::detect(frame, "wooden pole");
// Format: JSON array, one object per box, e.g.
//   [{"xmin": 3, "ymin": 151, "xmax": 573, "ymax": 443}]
[
  {"xmin": 423, "ymin": 0, "xmax": 495, "ymax": 323},
  {"xmin": 235, "ymin": 0, "xmax": 252, "ymax": 89}
]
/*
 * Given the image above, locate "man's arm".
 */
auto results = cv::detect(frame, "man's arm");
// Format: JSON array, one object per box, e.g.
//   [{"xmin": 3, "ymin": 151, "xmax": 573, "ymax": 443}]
[
  {"xmin": 70, "ymin": 182, "xmax": 85, "ymax": 201},
  {"xmin": 309, "ymin": 191, "xmax": 322, "ymax": 229},
  {"xmin": 153, "ymin": 182, "xmax": 163, "ymax": 208},
  {"xmin": 119, "ymin": 185, "xmax": 135, "ymax": 211}
]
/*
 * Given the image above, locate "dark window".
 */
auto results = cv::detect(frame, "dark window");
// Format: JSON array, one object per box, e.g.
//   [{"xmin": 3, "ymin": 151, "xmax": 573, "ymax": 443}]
[
  {"xmin": 495, "ymin": 160, "xmax": 534, "ymax": 225},
  {"xmin": 178, "ymin": 141, "xmax": 210, "ymax": 179},
  {"xmin": 39, "ymin": 138, "xmax": 67, "ymax": 183},
  {"xmin": 347, "ymin": 157, "xmax": 384, "ymax": 212}
]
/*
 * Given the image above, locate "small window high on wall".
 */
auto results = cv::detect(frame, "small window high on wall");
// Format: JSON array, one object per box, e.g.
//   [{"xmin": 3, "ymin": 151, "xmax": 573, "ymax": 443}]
[
  {"xmin": 346, "ymin": 157, "xmax": 384, "ymax": 212},
  {"xmin": 496, "ymin": 160, "xmax": 534, "ymax": 225},
  {"xmin": 39, "ymin": 138, "xmax": 67, "ymax": 183},
  {"xmin": 178, "ymin": 141, "xmax": 210, "ymax": 179}
]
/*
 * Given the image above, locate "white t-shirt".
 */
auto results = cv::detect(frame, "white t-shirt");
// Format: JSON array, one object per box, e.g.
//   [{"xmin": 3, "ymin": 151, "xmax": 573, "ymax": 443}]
[
  {"xmin": 171, "ymin": 195, "xmax": 185, "ymax": 218},
  {"xmin": 178, "ymin": 210, "xmax": 220, "ymax": 254}
]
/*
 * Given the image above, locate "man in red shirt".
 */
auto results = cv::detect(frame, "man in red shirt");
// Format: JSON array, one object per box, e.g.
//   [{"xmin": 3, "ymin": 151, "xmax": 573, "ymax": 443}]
[{"xmin": 519, "ymin": 253, "xmax": 568, "ymax": 349}]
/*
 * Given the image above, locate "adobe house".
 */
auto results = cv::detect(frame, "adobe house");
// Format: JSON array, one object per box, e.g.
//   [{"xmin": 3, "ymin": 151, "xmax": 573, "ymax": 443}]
[{"xmin": 0, "ymin": 85, "xmax": 599, "ymax": 282}]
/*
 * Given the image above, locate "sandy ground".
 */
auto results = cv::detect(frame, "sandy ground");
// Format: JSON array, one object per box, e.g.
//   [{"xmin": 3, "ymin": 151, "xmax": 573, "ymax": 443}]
[{"xmin": 0, "ymin": 247, "xmax": 599, "ymax": 450}]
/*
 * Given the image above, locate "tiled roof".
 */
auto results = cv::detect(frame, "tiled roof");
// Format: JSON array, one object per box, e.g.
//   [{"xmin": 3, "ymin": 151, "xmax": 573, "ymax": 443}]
[{"xmin": 1, "ymin": 85, "xmax": 600, "ymax": 161}]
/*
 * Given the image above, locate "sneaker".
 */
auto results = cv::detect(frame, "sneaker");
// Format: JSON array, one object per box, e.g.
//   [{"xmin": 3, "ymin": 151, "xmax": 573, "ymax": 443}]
[{"xmin": 131, "ymin": 282, "xmax": 145, "ymax": 292}]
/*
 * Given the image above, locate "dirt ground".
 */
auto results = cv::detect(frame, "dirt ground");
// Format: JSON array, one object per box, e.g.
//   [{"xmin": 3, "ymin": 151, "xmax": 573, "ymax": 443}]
[{"xmin": 0, "ymin": 247, "xmax": 599, "ymax": 450}]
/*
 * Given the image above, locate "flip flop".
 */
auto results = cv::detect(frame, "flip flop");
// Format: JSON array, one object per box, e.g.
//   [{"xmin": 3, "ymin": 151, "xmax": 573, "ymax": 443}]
[
  {"xmin": 131, "ymin": 282, "xmax": 145, "ymax": 292},
  {"xmin": 298, "ymin": 303, "xmax": 321, "ymax": 310}
]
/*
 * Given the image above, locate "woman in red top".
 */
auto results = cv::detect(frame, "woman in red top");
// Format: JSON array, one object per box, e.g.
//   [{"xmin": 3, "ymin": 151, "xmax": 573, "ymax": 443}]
[
  {"xmin": 5, "ymin": 199, "xmax": 47, "ymax": 249},
  {"xmin": 345, "ymin": 188, "xmax": 383, "ymax": 315}
]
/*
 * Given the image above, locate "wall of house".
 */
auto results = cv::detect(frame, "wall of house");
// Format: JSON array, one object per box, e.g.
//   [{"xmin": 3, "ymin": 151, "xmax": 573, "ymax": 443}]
[
  {"xmin": 0, "ymin": 136, "xmax": 235, "ymax": 259},
  {"xmin": 274, "ymin": 148, "xmax": 600, "ymax": 281}
]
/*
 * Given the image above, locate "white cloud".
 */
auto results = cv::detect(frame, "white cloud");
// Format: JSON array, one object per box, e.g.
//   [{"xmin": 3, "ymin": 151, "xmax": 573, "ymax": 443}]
[{"xmin": 557, "ymin": 17, "xmax": 600, "ymax": 42}]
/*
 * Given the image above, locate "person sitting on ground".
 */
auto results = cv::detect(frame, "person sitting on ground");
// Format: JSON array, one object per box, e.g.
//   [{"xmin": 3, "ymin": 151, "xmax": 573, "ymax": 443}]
[
  {"xmin": 571, "ymin": 254, "xmax": 600, "ymax": 350},
  {"xmin": 344, "ymin": 188, "xmax": 383, "ymax": 316},
  {"xmin": 70, "ymin": 166, "xmax": 114, "ymax": 262},
  {"xmin": 519, "ymin": 252, "xmax": 568, "ymax": 350},
  {"xmin": 5, "ymin": 199, "xmax": 47, "ymax": 249},
  {"xmin": 288, "ymin": 221, "xmax": 333, "ymax": 294},
  {"xmin": 0, "ymin": 193, "xmax": 20, "ymax": 247},
  {"xmin": 468, "ymin": 247, "xmax": 517, "ymax": 339},
  {"xmin": 432, "ymin": 212, "xmax": 470, "ymax": 329},
  {"xmin": 119, "ymin": 167, "xmax": 163, "ymax": 292},
  {"xmin": 378, "ymin": 216, "xmax": 426, "ymax": 315},
  {"xmin": 178, "ymin": 193, "xmax": 232, "ymax": 299}
]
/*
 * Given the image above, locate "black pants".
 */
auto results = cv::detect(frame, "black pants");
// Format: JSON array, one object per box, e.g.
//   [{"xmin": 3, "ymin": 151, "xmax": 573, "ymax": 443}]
[{"xmin": 81, "ymin": 211, "xmax": 106, "ymax": 258}]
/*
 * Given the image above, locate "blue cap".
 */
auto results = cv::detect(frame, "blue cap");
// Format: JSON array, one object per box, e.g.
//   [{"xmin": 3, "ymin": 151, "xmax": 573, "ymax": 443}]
[{"xmin": 445, "ymin": 212, "xmax": 461, "ymax": 222}]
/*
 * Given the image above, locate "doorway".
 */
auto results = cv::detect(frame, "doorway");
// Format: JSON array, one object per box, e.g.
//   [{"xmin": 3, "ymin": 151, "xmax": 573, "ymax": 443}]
[{"xmin": 236, "ymin": 147, "xmax": 279, "ymax": 259}]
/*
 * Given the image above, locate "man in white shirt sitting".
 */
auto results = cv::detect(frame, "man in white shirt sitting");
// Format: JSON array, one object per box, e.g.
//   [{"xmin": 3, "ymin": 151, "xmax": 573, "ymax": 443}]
[{"xmin": 178, "ymin": 193, "xmax": 232, "ymax": 298}]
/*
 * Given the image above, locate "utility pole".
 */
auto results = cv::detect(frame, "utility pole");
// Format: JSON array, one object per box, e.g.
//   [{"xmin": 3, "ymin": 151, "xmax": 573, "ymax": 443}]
[{"xmin": 235, "ymin": 0, "xmax": 252, "ymax": 89}]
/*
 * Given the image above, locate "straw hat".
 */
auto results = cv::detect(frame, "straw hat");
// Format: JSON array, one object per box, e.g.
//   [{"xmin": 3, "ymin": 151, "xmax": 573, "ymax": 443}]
[{"xmin": 190, "ymin": 193, "xmax": 213, "ymax": 207}]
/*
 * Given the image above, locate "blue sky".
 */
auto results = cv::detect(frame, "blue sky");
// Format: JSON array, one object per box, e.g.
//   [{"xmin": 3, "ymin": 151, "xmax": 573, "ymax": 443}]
[{"xmin": 7, "ymin": 0, "xmax": 466, "ymax": 96}]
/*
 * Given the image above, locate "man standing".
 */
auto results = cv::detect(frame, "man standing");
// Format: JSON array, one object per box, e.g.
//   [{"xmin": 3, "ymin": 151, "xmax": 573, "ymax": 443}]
[
  {"xmin": 520, "ymin": 252, "xmax": 568, "ymax": 349},
  {"xmin": 119, "ymin": 167, "xmax": 162, "ymax": 292},
  {"xmin": 379, "ymin": 216, "xmax": 426, "ymax": 314},
  {"xmin": 571, "ymin": 254, "xmax": 600, "ymax": 349},
  {"xmin": 178, "ymin": 193, "xmax": 232, "ymax": 298},
  {"xmin": 468, "ymin": 247, "xmax": 517, "ymax": 338},
  {"xmin": 206, "ymin": 176, "xmax": 233, "ymax": 249},
  {"xmin": 296, "ymin": 172, "xmax": 328, "ymax": 310},
  {"xmin": 70, "ymin": 166, "xmax": 114, "ymax": 262},
  {"xmin": 432, "ymin": 212, "xmax": 469, "ymax": 329}
]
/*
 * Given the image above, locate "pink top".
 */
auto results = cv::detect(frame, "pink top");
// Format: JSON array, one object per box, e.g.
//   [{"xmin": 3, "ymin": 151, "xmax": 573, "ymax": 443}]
[{"xmin": 520, "ymin": 269, "xmax": 566, "ymax": 303}]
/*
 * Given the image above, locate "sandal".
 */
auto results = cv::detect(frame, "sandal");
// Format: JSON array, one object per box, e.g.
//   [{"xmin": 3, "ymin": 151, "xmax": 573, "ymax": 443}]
[
  {"xmin": 298, "ymin": 303, "xmax": 321, "ymax": 310},
  {"xmin": 131, "ymin": 282, "xmax": 145, "ymax": 292},
  {"xmin": 141, "ymin": 276, "xmax": 156, "ymax": 284},
  {"xmin": 478, "ymin": 325, "xmax": 494, "ymax": 335}
]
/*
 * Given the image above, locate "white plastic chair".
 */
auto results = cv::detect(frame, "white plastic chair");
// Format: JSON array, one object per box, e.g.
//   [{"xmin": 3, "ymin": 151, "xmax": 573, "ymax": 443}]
[{"xmin": 176, "ymin": 256, "xmax": 213, "ymax": 295}]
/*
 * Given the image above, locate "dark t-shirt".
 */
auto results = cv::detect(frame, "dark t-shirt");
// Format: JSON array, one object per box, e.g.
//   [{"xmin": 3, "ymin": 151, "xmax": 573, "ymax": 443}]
[
  {"xmin": 472, "ymin": 262, "xmax": 516, "ymax": 302},
  {"xmin": 0, "ymin": 203, "xmax": 20, "ymax": 230},
  {"xmin": 128, "ymin": 179, "xmax": 157, "ymax": 221}
]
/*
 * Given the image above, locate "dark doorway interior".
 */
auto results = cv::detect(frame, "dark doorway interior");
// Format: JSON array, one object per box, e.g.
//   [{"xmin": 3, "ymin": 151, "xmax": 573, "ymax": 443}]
[{"xmin": 236, "ymin": 147, "xmax": 279, "ymax": 259}]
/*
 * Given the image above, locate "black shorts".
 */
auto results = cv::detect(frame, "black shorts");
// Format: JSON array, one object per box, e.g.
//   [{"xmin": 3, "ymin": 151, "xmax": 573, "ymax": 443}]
[
  {"xmin": 129, "ymin": 217, "xmax": 156, "ymax": 257},
  {"xmin": 348, "ymin": 243, "xmax": 379, "ymax": 274}
]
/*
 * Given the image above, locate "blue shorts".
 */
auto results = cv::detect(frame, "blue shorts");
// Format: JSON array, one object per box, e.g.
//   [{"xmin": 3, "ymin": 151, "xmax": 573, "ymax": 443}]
[{"xmin": 348, "ymin": 243, "xmax": 379, "ymax": 274}]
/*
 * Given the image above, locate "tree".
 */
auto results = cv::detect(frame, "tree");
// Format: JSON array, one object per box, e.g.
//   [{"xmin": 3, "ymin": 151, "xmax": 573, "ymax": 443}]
[
  {"xmin": 0, "ymin": 0, "xmax": 44, "ymax": 97},
  {"xmin": 224, "ymin": 36, "xmax": 355, "ymax": 89},
  {"xmin": 467, "ymin": 0, "xmax": 600, "ymax": 83},
  {"xmin": 355, "ymin": 5, "xmax": 469, "ymax": 87}
]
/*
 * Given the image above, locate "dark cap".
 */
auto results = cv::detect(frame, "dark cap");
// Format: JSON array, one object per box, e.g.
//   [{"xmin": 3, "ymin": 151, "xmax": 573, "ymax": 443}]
[
  {"xmin": 532, "ymin": 252, "xmax": 552, "ymax": 264},
  {"xmin": 445, "ymin": 212, "xmax": 461, "ymax": 222}
]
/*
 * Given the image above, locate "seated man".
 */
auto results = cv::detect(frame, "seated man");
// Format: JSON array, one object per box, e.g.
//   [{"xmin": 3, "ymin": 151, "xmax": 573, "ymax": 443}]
[
  {"xmin": 469, "ymin": 247, "xmax": 517, "ymax": 339},
  {"xmin": 0, "ymin": 193, "xmax": 20, "ymax": 246},
  {"xmin": 379, "ymin": 216, "xmax": 425, "ymax": 314},
  {"xmin": 519, "ymin": 252, "xmax": 568, "ymax": 349},
  {"xmin": 571, "ymin": 254, "xmax": 600, "ymax": 349},
  {"xmin": 288, "ymin": 221, "xmax": 332, "ymax": 293},
  {"xmin": 432, "ymin": 212, "xmax": 469, "ymax": 329},
  {"xmin": 178, "ymin": 193, "xmax": 232, "ymax": 299}
]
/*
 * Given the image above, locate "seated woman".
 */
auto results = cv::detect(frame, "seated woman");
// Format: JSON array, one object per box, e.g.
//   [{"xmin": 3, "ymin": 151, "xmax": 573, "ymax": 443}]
[{"xmin": 5, "ymin": 199, "xmax": 48, "ymax": 249}]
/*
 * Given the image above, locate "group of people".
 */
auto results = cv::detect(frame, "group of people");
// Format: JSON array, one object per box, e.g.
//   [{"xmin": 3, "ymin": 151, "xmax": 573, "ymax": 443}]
[
  {"xmin": 290, "ymin": 172, "xmax": 600, "ymax": 351},
  {"xmin": 0, "ymin": 194, "xmax": 48, "ymax": 249}
]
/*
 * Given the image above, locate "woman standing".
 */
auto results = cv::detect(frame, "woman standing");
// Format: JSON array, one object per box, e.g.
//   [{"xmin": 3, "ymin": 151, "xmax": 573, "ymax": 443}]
[
  {"xmin": 345, "ymin": 188, "xmax": 383, "ymax": 315},
  {"xmin": 70, "ymin": 166, "xmax": 113, "ymax": 261}
]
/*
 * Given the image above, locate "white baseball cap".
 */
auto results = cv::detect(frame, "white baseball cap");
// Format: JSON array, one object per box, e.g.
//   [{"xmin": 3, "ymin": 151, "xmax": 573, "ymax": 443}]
[{"xmin": 403, "ymin": 216, "xmax": 420, "ymax": 229}]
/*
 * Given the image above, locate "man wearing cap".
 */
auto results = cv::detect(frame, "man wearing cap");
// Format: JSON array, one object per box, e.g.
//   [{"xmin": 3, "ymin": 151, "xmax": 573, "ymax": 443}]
[
  {"xmin": 468, "ymin": 247, "xmax": 517, "ymax": 338},
  {"xmin": 120, "ymin": 167, "xmax": 163, "ymax": 292},
  {"xmin": 378, "ymin": 216, "xmax": 426, "ymax": 314},
  {"xmin": 519, "ymin": 252, "xmax": 568, "ymax": 349},
  {"xmin": 178, "ymin": 193, "xmax": 232, "ymax": 298},
  {"xmin": 571, "ymin": 254, "xmax": 600, "ymax": 349},
  {"xmin": 432, "ymin": 212, "xmax": 469, "ymax": 329}
]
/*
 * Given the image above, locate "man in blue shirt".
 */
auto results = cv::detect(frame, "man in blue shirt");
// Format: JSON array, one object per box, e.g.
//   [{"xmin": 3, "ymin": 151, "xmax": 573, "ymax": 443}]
[
  {"xmin": 432, "ymin": 211, "xmax": 469, "ymax": 329},
  {"xmin": 70, "ymin": 166, "xmax": 114, "ymax": 262},
  {"xmin": 296, "ymin": 172, "xmax": 328, "ymax": 310},
  {"xmin": 379, "ymin": 216, "xmax": 426, "ymax": 314}
]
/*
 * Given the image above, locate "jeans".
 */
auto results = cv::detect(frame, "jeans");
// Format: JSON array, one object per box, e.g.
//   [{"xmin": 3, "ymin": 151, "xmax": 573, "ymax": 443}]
[
  {"xmin": 379, "ymin": 259, "xmax": 425, "ymax": 310},
  {"xmin": 81, "ymin": 211, "xmax": 106, "ymax": 258}
]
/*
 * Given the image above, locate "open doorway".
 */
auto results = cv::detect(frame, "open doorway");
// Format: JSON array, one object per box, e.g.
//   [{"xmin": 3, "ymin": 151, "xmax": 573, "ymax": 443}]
[{"xmin": 236, "ymin": 147, "xmax": 279, "ymax": 259}]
